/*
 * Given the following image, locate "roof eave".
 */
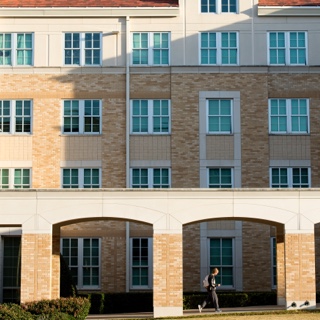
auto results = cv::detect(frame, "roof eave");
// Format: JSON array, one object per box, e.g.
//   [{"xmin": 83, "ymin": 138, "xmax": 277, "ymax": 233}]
[
  {"xmin": 0, "ymin": 7, "xmax": 180, "ymax": 18},
  {"xmin": 258, "ymin": 6, "xmax": 320, "ymax": 16}
]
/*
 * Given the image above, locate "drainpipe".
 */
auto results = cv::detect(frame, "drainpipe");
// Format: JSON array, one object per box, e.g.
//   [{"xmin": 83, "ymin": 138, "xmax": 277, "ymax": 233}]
[{"xmin": 125, "ymin": 16, "xmax": 131, "ymax": 293}]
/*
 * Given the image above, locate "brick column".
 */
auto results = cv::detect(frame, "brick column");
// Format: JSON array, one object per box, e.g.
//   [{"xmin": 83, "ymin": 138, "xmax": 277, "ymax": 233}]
[
  {"xmin": 284, "ymin": 232, "xmax": 316, "ymax": 309},
  {"xmin": 52, "ymin": 225, "xmax": 61, "ymax": 299},
  {"xmin": 20, "ymin": 233, "xmax": 53, "ymax": 303},
  {"xmin": 153, "ymin": 229, "xmax": 183, "ymax": 317},
  {"xmin": 276, "ymin": 225, "xmax": 285, "ymax": 305}
]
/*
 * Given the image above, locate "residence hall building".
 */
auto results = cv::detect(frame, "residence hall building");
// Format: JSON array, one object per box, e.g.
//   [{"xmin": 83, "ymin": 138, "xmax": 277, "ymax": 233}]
[{"xmin": 1, "ymin": 0, "xmax": 320, "ymax": 317}]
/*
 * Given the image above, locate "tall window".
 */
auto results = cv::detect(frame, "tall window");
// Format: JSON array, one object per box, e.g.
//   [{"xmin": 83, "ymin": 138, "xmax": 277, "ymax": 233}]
[
  {"xmin": 130, "ymin": 238, "xmax": 152, "ymax": 288},
  {"xmin": 201, "ymin": 0, "xmax": 237, "ymax": 13},
  {"xmin": 0, "ymin": 33, "xmax": 33, "ymax": 66},
  {"xmin": 64, "ymin": 32, "xmax": 101, "ymax": 66},
  {"xmin": 131, "ymin": 99, "xmax": 170, "ymax": 134},
  {"xmin": 268, "ymin": 32, "xmax": 307, "ymax": 65},
  {"xmin": 62, "ymin": 168, "xmax": 101, "ymax": 188},
  {"xmin": 0, "ymin": 169, "xmax": 31, "ymax": 189},
  {"xmin": 208, "ymin": 168, "xmax": 233, "ymax": 188},
  {"xmin": 269, "ymin": 99, "xmax": 309, "ymax": 134},
  {"xmin": 270, "ymin": 167, "xmax": 310, "ymax": 188},
  {"xmin": 132, "ymin": 32, "xmax": 170, "ymax": 65},
  {"xmin": 0, "ymin": 100, "xmax": 32, "ymax": 134},
  {"xmin": 2, "ymin": 237, "xmax": 21, "ymax": 303},
  {"xmin": 200, "ymin": 32, "xmax": 238, "ymax": 65},
  {"xmin": 63, "ymin": 100, "xmax": 101, "ymax": 134},
  {"xmin": 131, "ymin": 168, "xmax": 170, "ymax": 188},
  {"xmin": 271, "ymin": 237, "xmax": 277, "ymax": 288},
  {"xmin": 61, "ymin": 238, "xmax": 100, "ymax": 289},
  {"xmin": 207, "ymin": 99, "xmax": 232, "ymax": 133},
  {"xmin": 209, "ymin": 238, "xmax": 233, "ymax": 287}
]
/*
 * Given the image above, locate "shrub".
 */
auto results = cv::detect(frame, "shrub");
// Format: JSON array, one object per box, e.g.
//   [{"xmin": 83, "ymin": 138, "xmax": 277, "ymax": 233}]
[
  {"xmin": 60, "ymin": 254, "xmax": 78, "ymax": 298},
  {"xmin": 0, "ymin": 303, "xmax": 33, "ymax": 320}
]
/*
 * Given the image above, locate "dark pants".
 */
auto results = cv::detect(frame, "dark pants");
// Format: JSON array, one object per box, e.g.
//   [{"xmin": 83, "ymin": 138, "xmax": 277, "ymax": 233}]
[{"xmin": 201, "ymin": 287, "xmax": 219, "ymax": 310}]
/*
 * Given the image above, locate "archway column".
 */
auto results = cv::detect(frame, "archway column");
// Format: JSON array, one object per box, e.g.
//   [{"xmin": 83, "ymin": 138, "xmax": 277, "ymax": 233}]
[{"xmin": 153, "ymin": 217, "xmax": 183, "ymax": 318}]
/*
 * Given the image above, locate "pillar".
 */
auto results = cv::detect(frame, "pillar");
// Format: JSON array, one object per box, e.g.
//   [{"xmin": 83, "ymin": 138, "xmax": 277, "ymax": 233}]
[
  {"xmin": 52, "ymin": 225, "xmax": 61, "ymax": 299},
  {"xmin": 153, "ymin": 220, "xmax": 183, "ymax": 318},
  {"xmin": 20, "ymin": 233, "xmax": 54, "ymax": 303},
  {"xmin": 284, "ymin": 231, "xmax": 316, "ymax": 309},
  {"xmin": 276, "ymin": 225, "xmax": 285, "ymax": 305}
]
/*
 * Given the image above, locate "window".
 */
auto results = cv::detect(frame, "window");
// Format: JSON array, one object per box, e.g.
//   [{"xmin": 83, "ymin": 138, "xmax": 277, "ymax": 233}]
[
  {"xmin": 0, "ymin": 100, "xmax": 32, "ymax": 134},
  {"xmin": 64, "ymin": 33, "xmax": 101, "ymax": 66},
  {"xmin": 131, "ymin": 99, "xmax": 170, "ymax": 134},
  {"xmin": 271, "ymin": 237, "xmax": 277, "ymax": 288},
  {"xmin": 268, "ymin": 32, "xmax": 307, "ymax": 65},
  {"xmin": 201, "ymin": 0, "xmax": 237, "ymax": 13},
  {"xmin": 209, "ymin": 238, "xmax": 233, "ymax": 287},
  {"xmin": 63, "ymin": 100, "xmax": 101, "ymax": 134},
  {"xmin": 130, "ymin": 238, "xmax": 153, "ymax": 289},
  {"xmin": 207, "ymin": 99, "xmax": 232, "ymax": 133},
  {"xmin": 2, "ymin": 237, "xmax": 21, "ymax": 303},
  {"xmin": 61, "ymin": 238, "xmax": 100, "ymax": 289},
  {"xmin": 0, "ymin": 169, "xmax": 31, "ymax": 189},
  {"xmin": 132, "ymin": 32, "xmax": 170, "ymax": 65},
  {"xmin": 270, "ymin": 167, "xmax": 310, "ymax": 188},
  {"xmin": 269, "ymin": 99, "xmax": 309, "ymax": 134},
  {"xmin": 131, "ymin": 168, "xmax": 170, "ymax": 188},
  {"xmin": 0, "ymin": 33, "xmax": 33, "ymax": 66},
  {"xmin": 200, "ymin": 32, "xmax": 238, "ymax": 65},
  {"xmin": 62, "ymin": 168, "xmax": 101, "ymax": 188},
  {"xmin": 208, "ymin": 168, "xmax": 233, "ymax": 188}
]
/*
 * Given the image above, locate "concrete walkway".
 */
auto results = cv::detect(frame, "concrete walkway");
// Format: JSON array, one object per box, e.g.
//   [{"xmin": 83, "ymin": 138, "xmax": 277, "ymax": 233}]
[{"xmin": 86, "ymin": 304, "xmax": 308, "ymax": 319}]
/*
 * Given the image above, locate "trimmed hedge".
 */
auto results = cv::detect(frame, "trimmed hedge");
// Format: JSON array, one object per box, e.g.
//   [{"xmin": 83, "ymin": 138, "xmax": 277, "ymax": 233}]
[{"xmin": 0, "ymin": 303, "xmax": 33, "ymax": 320}]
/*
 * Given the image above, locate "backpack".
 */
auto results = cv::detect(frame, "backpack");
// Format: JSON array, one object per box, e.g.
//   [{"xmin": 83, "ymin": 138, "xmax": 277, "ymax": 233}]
[{"xmin": 202, "ymin": 274, "xmax": 209, "ymax": 288}]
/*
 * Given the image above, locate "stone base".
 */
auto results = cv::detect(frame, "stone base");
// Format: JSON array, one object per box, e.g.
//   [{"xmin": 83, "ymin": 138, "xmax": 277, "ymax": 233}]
[{"xmin": 153, "ymin": 307, "xmax": 183, "ymax": 318}]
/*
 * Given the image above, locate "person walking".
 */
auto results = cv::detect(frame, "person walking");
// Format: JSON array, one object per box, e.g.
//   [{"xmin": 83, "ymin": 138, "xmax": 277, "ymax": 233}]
[{"xmin": 198, "ymin": 267, "xmax": 222, "ymax": 313}]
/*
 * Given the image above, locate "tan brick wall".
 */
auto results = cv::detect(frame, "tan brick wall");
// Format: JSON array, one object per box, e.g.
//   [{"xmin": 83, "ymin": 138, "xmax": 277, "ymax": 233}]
[
  {"xmin": 315, "ymin": 224, "xmax": 320, "ymax": 292},
  {"xmin": 21, "ymin": 233, "xmax": 53, "ymax": 302},
  {"xmin": 153, "ymin": 233, "xmax": 182, "ymax": 307},
  {"xmin": 52, "ymin": 226, "xmax": 61, "ymax": 299},
  {"xmin": 276, "ymin": 226, "xmax": 285, "ymax": 304},
  {"xmin": 0, "ymin": 137, "xmax": 32, "ymax": 161},
  {"xmin": 206, "ymin": 135, "xmax": 234, "ymax": 160}
]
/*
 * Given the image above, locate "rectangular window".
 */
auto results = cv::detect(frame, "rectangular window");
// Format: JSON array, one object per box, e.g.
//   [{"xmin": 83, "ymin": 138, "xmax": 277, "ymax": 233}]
[
  {"xmin": 201, "ymin": 0, "xmax": 237, "ymax": 13},
  {"xmin": 200, "ymin": 32, "xmax": 238, "ymax": 65},
  {"xmin": 64, "ymin": 32, "xmax": 101, "ymax": 66},
  {"xmin": 209, "ymin": 238, "xmax": 234, "ymax": 287},
  {"xmin": 0, "ymin": 169, "xmax": 31, "ymax": 189},
  {"xmin": 207, "ymin": 99, "xmax": 232, "ymax": 133},
  {"xmin": 0, "ymin": 33, "xmax": 33, "ymax": 66},
  {"xmin": 0, "ymin": 100, "xmax": 32, "ymax": 134},
  {"xmin": 61, "ymin": 238, "xmax": 100, "ymax": 289},
  {"xmin": 269, "ymin": 99, "xmax": 309, "ymax": 134},
  {"xmin": 271, "ymin": 237, "xmax": 277, "ymax": 288},
  {"xmin": 270, "ymin": 167, "xmax": 310, "ymax": 188},
  {"xmin": 63, "ymin": 100, "xmax": 101, "ymax": 134},
  {"xmin": 2, "ymin": 237, "xmax": 21, "ymax": 303},
  {"xmin": 268, "ymin": 32, "xmax": 307, "ymax": 65},
  {"xmin": 131, "ymin": 99, "xmax": 170, "ymax": 134},
  {"xmin": 208, "ymin": 168, "xmax": 233, "ymax": 188},
  {"xmin": 132, "ymin": 32, "xmax": 170, "ymax": 65},
  {"xmin": 131, "ymin": 238, "xmax": 152, "ymax": 288},
  {"xmin": 62, "ymin": 168, "xmax": 101, "ymax": 188},
  {"xmin": 131, "ymin": 168, "xmax": 170, "ymax": 188}
]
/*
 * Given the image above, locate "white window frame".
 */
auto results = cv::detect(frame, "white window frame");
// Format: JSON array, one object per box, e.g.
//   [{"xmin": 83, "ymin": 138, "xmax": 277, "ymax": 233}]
[
  {"xmin": 64, "ymin": 32, "xmax": 102, "ymax": 66},
  {"xmin": 61, "ymin": 168, "xmax": 101, "ymax": 188},
  {"xmin": 268, "ymin": 98, "xmax": 309, "ymax": 134},
  {"xmin": 130, "ymin": 168, "xmax": 171, "ymax": 188},
  {"xmin": 0, "ymin": 168, "xmax": 31, "ymax": 189},
  {"xmin": 129, "ymin": 237, "xmax": 153, "ymax": 289},
  {"xmin": 269, "ymin": 167, "xmax": 311, "ymax": 188},
  {"xmin": 130, "ymin": 99, "xmax": 171, "ymax": 134},
  {"xmin": 206, "ymin": 99, "xmax": 233, "ymax": 134},
  {"xmin": 62, "ymin": 100, "xmax": 102, "ymax": 134},
  {"xmin": 131, "ymin": 32, "xmax": 170, "ymax": 66},
  {"xmin": 0, "ymin": 100, "xmax": 32, "ymax": 134},
  {"xmin": 268, "ymin": 31, "xmax": 307, "ymax": 66},
  {"xmin": 0, "ymin": 33, "xmax": 33, "ymax": 66},
  {"xmin": 199, "ymin": 32, "xmax": 239, "ymax": 65},
  {"xmin": 200, "ymin": 0, "xmax": 238, "ymax": 13},
  {"xmin": 61, "ymin": 238, "xmax": 101, "ymax": 290},
  {"xmin": 207, "ymin": 168, "xmax": 233, "ymax": 188}
]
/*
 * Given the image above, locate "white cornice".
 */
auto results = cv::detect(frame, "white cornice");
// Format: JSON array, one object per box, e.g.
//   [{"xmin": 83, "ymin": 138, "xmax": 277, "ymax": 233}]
[
  {"xmin": 0, "ymin": 7, "xmax": 180, "ymax": 18},
  {"xmin": 258, "ymin": 6, "xmax": 320, "ymax": 16}
]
